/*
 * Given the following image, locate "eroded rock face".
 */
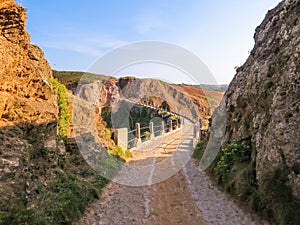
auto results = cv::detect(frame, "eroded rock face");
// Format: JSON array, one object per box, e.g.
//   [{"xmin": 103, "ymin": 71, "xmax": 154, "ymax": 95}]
[
  {"xmin": 0, "ymin": 1, "xmax": 59, "ymax": 206},
  {"xmin": 223, "ymin": 0, "xmax": 300, "ymax": 198},
  {"xmin": 0, "ymin": 0, "xmax": 14, "ymax": 9},
  {"xmin": 117, "ymin": 76, "xmax": 210, "ymax": 119}
]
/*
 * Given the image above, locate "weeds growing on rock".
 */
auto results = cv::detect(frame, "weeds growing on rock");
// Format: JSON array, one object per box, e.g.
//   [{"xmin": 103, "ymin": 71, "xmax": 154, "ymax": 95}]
[
  {"xmin": 50, "ymin": 78, "xmax": 70, "ymax": 142},
  {"xmin": 194, "ymin": 140, "xmax": 300, "ymax": 225}
]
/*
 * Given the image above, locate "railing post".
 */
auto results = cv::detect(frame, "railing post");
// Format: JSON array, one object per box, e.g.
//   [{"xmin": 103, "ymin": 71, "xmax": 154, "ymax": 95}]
[
  {"xmin": 134, "ymin": 123, "xmax": 142, "ymax": 147},
  {"xmin": 136, "ymin": 123, "xmax": 141, "ymax": 139},
  {"xmin": 149, "ymin": 122, "xmax": 155, "ymax": 140},
  {"xmin": 161, "ymin": 121, "xmax": 165, "ymax": 136},
  {"xmin": 169, "ymin": 119, "xmax": 173, "ymax": 132},
  {"xmin": 114, "ymin": 128, "xmax": 128, "ymax": 151}
]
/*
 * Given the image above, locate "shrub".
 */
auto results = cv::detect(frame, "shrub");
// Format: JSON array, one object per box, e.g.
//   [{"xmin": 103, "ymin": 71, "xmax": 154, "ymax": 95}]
[
  {"xmin": 50, "ymin": 78, "xmax": 70, "ymax": 141},
  {"xmin": 192, "ymin": 141, "xmax": 206, "ymax": 160},
  {"xmin": 0, "ymin": 208, "xmax": 46, "ymax": 225},
  {"xmin": 124, "ymin": 149, "xmax": 133, "ymax": 158},
  {"xmin": 259, "ymin": 166, "xmax": 300, "ymax": 225},
  {"xmin": 96, "ymin": 155, "xmax": 123, "ymax": 179},
  {"xmin": 44, "ymin": 173, "xmax": 98, "ymax": 225},
  {"xmin": 142, "ymin": 131, "xmax": 151, "ymax": 141},
  {"xmin": 210, "ymin": 140, "xmax": 300, "ymax": 225},
  {"xmin": 213, "ymin": 140, "xmax": 252, "ymax": 183},
  {"xmin": 108, "ymin": 146, "xmax": 132, "ymax": 159},
  {"xmin": 104, "ymin": 128, "xmax": 112, "ymax": 139},
  {"xmin": 91, "ymin": 175, "xmax": 109, "ymax": 190},
  {"xmin": 108, "ymin": 145, "xmax": 123, "ymax": 157},
  {"xmin": 0, "ymin": 173, "xmax": 101, "ymax": 225}
]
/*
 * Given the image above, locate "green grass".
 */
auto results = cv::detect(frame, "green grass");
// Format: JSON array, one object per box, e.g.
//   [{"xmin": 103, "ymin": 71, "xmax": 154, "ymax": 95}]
[
  {"xmin": 124, "ymin": 149, "xmax": 133, "ymax": 158},
  {"xmin": 52, "ymin": 70, "xmax": 108, "ymax": 87},
  {"xmin": 108, "ymin": 145, "xmax": 123, "ymax": 156},
  {"xmin": 192, "ymin": 141, "xmax": 206, "ymax": 160},
  {"xmin": 213, "ymin": 140, "xmax": 252, "ymax": 183},
  {"xmin": 0, "ymin": 172, "xmax": 108, "ymax": 225},
  {"xmin": 104, "ymin": 128, "xmax": 112, "ymax": 139},
  {"xmin": 204, "ymin": 140, "xmax": 300, "ymax": 225},
  {"xmin": 108, "ymin": 146, "xmax": 133, "ymax": 159},
  {"xmin": 258, "ymin": 167, "xmax": 300, "ymax": 225}
]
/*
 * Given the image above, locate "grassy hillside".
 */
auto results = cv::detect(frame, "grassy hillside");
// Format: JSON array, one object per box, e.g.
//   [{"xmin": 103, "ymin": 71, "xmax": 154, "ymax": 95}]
[
  {"xmin": 52, "ymin": 70, "xmax": 109, "ymax": 92},
  {"xmin": 180, "ymin": 84, "xmax": 224, "ymax": 112},
  {"xmin": 53, "ymin": 70, "xmax": 225, "ymax": 115}
]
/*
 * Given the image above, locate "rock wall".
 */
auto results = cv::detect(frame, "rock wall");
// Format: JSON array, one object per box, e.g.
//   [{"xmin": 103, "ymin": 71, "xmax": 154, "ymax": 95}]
[
  {"xmin": 117, "ymin": 76, "xmax": 209, "ymax": 119},
  {"xmin": 0, "ymin": 1, "xmax": 60, "ymax": 208},
  {"xmin": 223, "ymin": 0, "xmax": 300, "ymax": 198}
]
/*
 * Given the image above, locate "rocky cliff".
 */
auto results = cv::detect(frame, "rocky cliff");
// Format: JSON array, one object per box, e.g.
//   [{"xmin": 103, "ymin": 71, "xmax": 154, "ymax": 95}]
[
  {"xmin": 0, "ymin": 2, "xmax": 107, "ymax": 224},
  {"xmin": 0, "ymin": 0, "xmax": 61, "ymax": 208},
  {"xmin": 118, "ymin": 76, "xmax": 210, "ymax": 118},
  {"xmin": 223, "ymin": 0, "xmax": 299, "ymax": 200},
  {"xmin": 76, "ymin": 75, "xmax": 212, "ymax": 122}
]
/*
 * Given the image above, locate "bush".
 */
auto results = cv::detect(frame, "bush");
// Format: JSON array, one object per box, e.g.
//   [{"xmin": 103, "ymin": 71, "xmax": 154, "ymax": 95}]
[
  {"xmin": 96, "ymin": 155, "xmax": 123, "ymax": 179},
  {"xmin": 43, "ymin": 173, "xmax": 98, "ymax": 225},
  {"xmin": 108, "ymin": 145, "xmax": 132, "ymax": 159},
  {"xmin": 213, "ymin": 140, "xmax": 252, "ymax": 183},
  {"xmin": 259, "ymin": 166, "xmax": 300, "ymax": 225},
  {"xmin": 50, "ymin": 78, "xmax": 70, "ymax": 141},
  {"xmin": 0, "ymin": 208, "xmax": 46, "ymax": 225},
  {"xmin": 210, "ymin": 140, "xmax": 300, "ymax": 225},
  {"xmin": 124, "ymin": 149, "xmax": 133, "ymax": 158},
  {"xmin": 104, "ymin": 128, "xmax": 112, "ymax": 139},
  {"xmin": 192, "ymin": 141, "xmax": 206, "ymax": 160},
  {"xmin": 142, "ymin": 131, "xmax": 151, "ymax": 141},
  {"xmin": 108, "ymin": 145, "xmax": 123, "ymax": 157},
  {"xmin": 0, "ymin": 172, "xmax": 102, "ymax": 225}
]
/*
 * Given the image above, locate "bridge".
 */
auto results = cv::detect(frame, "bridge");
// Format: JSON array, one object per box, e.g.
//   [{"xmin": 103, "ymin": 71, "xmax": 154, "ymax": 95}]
[{"xmin": 113, "ymin": 98, "xmax": 208, "ymax": 152}]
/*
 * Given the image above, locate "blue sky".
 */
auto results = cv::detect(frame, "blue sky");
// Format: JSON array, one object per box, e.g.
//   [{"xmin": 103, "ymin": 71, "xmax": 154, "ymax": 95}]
[{"xmin": 20, "ymin": 0, "xmax": 281, "ymax": 84}]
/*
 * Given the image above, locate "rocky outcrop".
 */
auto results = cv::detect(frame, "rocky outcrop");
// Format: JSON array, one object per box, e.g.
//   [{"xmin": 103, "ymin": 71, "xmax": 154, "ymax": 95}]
[
  {"xmin": 223, "ymin": 0, "xmax": 300, "ymax": 198},
  {"xmin": 0, "ymin": 0, "xmax": 60, "ymax": 211},
  {"xmin": 117, "ymin": 76, "xmax": 210, "ymax": 119}
]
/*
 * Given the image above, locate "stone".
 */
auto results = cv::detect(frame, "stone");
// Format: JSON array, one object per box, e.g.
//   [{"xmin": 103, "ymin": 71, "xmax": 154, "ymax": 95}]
[{"xmin": 220, "ymin": 0, "xmax": 300, "ymax": 198}]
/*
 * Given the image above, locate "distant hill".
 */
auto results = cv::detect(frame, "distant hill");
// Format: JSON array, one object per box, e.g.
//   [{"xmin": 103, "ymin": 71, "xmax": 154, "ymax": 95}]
[
  {"xmin": 53, "ymin": 70, "xmax": 225, "ymax": 116},
  {"xmin": 180, "ymin": 85, "xmax": 224, "ymax": 112},
  {"xmin": 182, "ymin": 84, "xmax": 228, "ymax": 92},
  {"xmin": 199, "ymin": 84, "xmax": 228, "ymax": 92},
  {"xmin": 52, "ymin": 70, "xmax": 109, "ymax": 93},
  {"xmin": 53, "ymin": 70, "xmax": 226, "ymax": 98}
]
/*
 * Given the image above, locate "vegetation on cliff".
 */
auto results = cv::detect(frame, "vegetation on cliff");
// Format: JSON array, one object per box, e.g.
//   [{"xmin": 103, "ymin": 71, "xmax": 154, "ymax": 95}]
[
  {"xmin": 50, "ymin": 78, "xmax": 70, "ymax": 141},
  {"xmin": 0, "ymin": 2, "xmax": 112, "ymax": 224},
  {"xmin": 194, "ymin": 140, "xmax": 300, "ymax": 225},
  {"xmin": 194, "ymin": 1, "xmax": 300, "ymax": 224}
]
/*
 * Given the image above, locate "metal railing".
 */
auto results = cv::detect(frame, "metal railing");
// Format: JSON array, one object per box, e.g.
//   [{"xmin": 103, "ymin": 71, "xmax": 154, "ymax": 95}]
[
  {"xmin": 113, "ymin": 99, "xmax": 199, "ymax": 150},
  {"xmin": 125, "ymin": 119, "xmax": 181, "ymax": 149}
]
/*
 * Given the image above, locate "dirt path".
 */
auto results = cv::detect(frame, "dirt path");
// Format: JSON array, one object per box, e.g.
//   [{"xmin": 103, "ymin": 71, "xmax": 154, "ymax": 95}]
[
  {"xmin": 146, "ymin": 172, "xmax": 205, "ymax": 225},
  {"xmin": 77, "ymin": 126, "xmax": 204, "ymax": 225},
  {"xmin": 77, "ymin": 125, "xmax": 269, "ymax": 225}
]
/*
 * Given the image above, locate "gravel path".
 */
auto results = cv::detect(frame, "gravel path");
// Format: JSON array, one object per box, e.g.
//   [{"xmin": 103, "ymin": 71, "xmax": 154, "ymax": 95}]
[
  {"xmin": 182, "ymin": 159, "xmax": 270, "ymax": 225},
  {"xmin": 77, "ymin": 124, "xmax": 270, "ymax": 225}
]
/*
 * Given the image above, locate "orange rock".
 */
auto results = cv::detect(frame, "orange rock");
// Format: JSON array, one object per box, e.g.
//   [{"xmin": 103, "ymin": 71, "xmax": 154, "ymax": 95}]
[{"xmin": 0, "ymin": 0, "xmax": 15, "ymax": 9}]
